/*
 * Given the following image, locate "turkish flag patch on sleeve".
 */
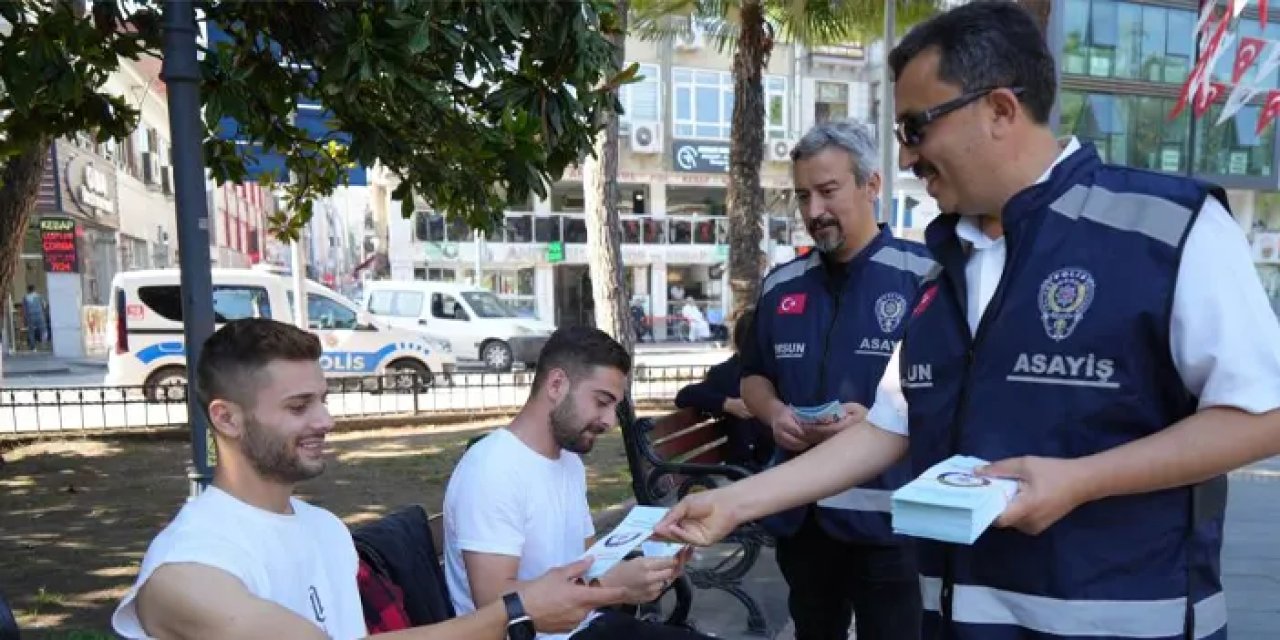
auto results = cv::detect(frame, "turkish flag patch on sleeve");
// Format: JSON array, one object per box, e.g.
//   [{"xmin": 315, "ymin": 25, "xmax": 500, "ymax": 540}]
[{"xmin": 777, "ymin": 293, "xmax": 807, "ymax": 315}]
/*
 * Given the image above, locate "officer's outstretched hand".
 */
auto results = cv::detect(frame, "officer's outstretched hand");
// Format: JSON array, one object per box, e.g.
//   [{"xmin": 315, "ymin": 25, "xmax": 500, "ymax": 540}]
[
  {"xmin": 977, "ymin": 456, "xmax": 1097, "ymax": 535},
  {"xmin": 654, "ymin": 486, "xmax": 740, "ymax": 547}
]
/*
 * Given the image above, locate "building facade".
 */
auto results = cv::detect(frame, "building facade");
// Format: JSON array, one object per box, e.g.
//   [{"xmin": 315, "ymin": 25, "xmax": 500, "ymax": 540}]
[
  {"xmin": 386, "ymin": 33, "xmax": 937, "ymax": 334},
  {"xmin": 1049, "ymin": 0, "xmax": 1280, "ymax": 311}
]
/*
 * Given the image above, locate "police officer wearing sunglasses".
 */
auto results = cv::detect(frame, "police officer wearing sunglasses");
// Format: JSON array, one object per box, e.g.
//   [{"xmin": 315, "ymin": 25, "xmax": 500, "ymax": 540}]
[{"xmin": 654, "ymin": 3, "xmax": 1280, "ymax": 640}]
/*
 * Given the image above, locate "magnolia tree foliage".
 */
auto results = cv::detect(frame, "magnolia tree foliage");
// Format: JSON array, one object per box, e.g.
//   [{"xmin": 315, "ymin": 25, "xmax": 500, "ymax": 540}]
[{"xmin": 0, "ymin": 0, "xmax": 631, "ymax": 250}]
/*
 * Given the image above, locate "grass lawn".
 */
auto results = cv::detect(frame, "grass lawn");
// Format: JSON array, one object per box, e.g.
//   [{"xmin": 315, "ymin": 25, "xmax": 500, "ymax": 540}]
[{"xmin": 0, "ymin": 419, "xmax": 635, "ymax": 637}]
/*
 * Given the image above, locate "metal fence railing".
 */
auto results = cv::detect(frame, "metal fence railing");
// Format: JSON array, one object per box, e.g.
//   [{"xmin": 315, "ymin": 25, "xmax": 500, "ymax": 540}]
[{"xmin": 0, "ymin": 364, "xmax": 710, "ymax": 435}]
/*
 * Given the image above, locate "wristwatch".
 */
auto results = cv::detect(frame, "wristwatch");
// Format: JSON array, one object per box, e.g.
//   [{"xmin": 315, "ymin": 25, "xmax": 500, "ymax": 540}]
[{"xmin": 502, "ymin": 592, "xmax": 536, "ymax": 640}]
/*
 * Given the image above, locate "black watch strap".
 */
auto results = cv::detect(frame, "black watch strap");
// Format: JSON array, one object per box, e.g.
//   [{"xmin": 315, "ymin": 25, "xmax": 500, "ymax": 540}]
[{"xmin": 503, "ymin": 592, "xmax": 536, "ymax": 640}]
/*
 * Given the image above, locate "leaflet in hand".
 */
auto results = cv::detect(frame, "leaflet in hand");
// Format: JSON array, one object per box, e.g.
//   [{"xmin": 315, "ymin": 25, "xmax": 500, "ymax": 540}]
[
  {"xmin": 791, "ymin": 400, "xmax": 845, "ymax": 425},
  {"xmin": 890, "ymin": 455, "xmax": 1019, "ymax": 545},
  {"xmin": 581, "ymin": 506, "xmax": 671, "ymax": 579}
]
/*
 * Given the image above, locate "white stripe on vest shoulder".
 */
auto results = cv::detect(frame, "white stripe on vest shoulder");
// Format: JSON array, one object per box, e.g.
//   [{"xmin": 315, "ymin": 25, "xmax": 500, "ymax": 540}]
[
  {"xmin": 920, "ymin": 576, "xmax": 1226, "ymax": 639},
  {"xmin": 1048, "ymin": 184, "xmax": 1195, "ymax": 248},
  {"xmin": 759, "ymin": 252, "xmax": 822, "ymax": 299},
  {"xmin": 869, "ymin": 246, "xmax": 938, "ymax": 280}
]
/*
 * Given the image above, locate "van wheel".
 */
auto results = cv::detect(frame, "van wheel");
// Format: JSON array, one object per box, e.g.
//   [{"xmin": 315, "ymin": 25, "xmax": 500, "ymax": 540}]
[
  {"xmin": 145, "ymin": 366, "xmax": 188, "ymax": 403},
  {"xmin": 481, "ymin": 340, "xmax": 513, "ymax": 372},
  {"xmin": 384, "ymin": 359, "xmax": 432, "ymax": 392}
]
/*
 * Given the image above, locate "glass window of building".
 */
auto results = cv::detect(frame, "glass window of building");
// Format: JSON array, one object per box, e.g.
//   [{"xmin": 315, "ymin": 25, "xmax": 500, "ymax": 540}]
[
  {"xmin": 815, "ymin": 81, "xmax": 850, "ymax": 123},
  {"xmin": 1196, "ymin": 104, "xmax": 1275, "ymax": 177},
  {"xmin": 1059, "ymin": 91, "xmax": 1182, "ymax": 172},
  {"xmin": 461, "ymin": 268, "xmax": 536, "ymax": 317},
  {"xmin": 1062, "ymin": 0, "xmax": 1195, "ymax": 84},
  {"xmin": 674, "ymin": 68, "xmax": 787, "ymax": 139},
  {"xmin": 767, "ymin": 76, "xmax": 788, "ymax": 139},
  {"xmin": 619, "ymin": 63, "xmax": 662, "ymax": 123}
]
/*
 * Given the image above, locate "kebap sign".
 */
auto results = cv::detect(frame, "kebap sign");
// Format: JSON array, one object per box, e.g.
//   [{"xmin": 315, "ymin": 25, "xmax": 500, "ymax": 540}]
[{"xmin": 39, "ymin": 217, "xmax": 79, "ymax": 273}]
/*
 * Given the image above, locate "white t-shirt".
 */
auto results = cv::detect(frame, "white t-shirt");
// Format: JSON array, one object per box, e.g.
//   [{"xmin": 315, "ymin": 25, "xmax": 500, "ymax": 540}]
[
  {"xmin": 444, "ymin": 428, "xmax": 596, "ymax": 640},
  {"xmin": 112, "ymin": 486, "xmax": 366, "ymax": 640},
  {"xmin": 867, "ymin": 137, "xmax": 1280, "ymax": 435}
]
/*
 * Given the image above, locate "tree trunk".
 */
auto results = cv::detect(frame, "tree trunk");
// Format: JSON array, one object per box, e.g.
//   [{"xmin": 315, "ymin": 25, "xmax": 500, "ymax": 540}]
[
  {"xmin": 726, "ymin": 0, "xmax": 770, "ymax": 322},
  {"xmin": 1018, "ymin": 0, "xmax": 1051, "ymax": 34},
  {"xmin": 583, "ymin": 0, "xmax": 635, "ymax": 355},
  {"xmin": 0, "ymin": 142, "xmax": 51, "ymax": 343}
]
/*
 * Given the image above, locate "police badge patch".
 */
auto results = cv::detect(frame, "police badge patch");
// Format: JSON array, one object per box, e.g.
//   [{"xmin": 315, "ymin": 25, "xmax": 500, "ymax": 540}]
[
  {"xmin": 1038, "ymin": 267, "xmax": 1096, "ymax": 341},
  {"xmin": 875, "ymin": 292, "xmax": 908, "ymax": 333}
]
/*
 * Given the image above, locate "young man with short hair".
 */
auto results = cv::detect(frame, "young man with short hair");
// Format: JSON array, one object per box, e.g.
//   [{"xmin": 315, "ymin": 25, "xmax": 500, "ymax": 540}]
[
  {"xmin": 445, "ymin": 326, "xmax": 711, "ymax": 640},
  {"xmin": 113, "ymin": 318, "xmax": 623, "ymax": 640}
]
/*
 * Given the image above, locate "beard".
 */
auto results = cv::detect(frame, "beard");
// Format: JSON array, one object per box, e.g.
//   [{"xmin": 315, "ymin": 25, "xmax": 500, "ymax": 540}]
[
  {"xmin": 808, "ymin": 217, "xmax": 845, "ymax": 254},
  {"xmin": 240, "ymin": 413, "xmax": 326, "ymax": 484},
  {"xmin": 550, "ymin": 395, "xmax": 603, "ymax": 454}
]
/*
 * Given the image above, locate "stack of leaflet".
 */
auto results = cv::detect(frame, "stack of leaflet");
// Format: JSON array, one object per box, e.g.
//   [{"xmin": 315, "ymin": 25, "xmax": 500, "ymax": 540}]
[
  {"xmin": 890, "ymin": 455, "xmax": 1019, "ymax": 545},
  {"xmin": 791, "ymin": 401, "xmax": 845, "ymax": 425}
]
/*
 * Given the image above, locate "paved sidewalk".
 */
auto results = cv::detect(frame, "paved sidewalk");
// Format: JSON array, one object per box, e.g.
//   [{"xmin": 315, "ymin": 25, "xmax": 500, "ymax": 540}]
[
  {"xmin": 1, "ymin": 352, "xmax": 106, "ymax": 377},
  {"xmin": 685, "ymin": 458, "xmax": 1280, "ymax": 639}
]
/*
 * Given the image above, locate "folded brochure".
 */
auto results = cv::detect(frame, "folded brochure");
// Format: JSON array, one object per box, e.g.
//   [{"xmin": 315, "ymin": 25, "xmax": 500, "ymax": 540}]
[
  {"xmin": 580, "ymin": 505, "xmax": 687, "ymax": 579},
  {"xmin": 891, "ymin": 455, "xmax": 1019, "ymax": 545}
]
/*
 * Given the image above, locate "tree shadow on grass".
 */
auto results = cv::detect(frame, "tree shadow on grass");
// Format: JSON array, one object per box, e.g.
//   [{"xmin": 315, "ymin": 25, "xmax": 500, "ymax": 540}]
[{"xmin": 0, "ymin": 419, "xmax": 636, "ymax": 636}]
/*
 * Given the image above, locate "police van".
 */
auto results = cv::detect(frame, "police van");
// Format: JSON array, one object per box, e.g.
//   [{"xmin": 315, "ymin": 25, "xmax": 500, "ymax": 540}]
[{"xmin": 104, "ymin": 268, "xmax": 456, "ymax": 400}]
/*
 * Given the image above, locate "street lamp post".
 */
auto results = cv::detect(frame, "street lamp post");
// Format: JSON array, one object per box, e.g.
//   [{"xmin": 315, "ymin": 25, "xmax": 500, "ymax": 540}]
[{"xmin": 161, "ymin": 0, "xmax": 216, "ymax": 498}]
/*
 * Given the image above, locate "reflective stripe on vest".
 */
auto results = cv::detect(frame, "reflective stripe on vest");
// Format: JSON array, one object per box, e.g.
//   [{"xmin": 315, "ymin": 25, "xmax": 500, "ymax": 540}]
[{"xmin": 920, "ymin": 576, "xmax": 1227, "ymax": 639}]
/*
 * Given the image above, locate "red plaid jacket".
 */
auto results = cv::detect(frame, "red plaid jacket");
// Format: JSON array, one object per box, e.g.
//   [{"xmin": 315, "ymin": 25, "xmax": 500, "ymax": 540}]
[{"xmin": 357, "ymin": 558, "xmax": 412, "ymax": 634}]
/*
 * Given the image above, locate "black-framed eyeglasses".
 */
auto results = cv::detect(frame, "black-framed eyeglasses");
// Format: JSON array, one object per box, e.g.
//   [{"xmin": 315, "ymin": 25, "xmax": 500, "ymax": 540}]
[{"xmin": 894, "ymin": 87, "xmax": 1025, "ymax": 147}]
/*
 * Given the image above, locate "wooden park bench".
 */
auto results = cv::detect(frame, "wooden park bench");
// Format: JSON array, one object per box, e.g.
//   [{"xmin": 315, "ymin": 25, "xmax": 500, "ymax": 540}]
[{"xmin": 620, "ymin": 405, "xmax": 773, "ymax": 635}]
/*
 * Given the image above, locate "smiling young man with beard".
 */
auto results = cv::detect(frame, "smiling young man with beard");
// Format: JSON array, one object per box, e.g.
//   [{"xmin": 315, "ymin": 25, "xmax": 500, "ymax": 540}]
[
  {"xmin": 444, "ymin": 326, "xmax": 711, "ymax": 640},
  {"xmin": 736, "ymin": 118, "xmax": 935, "ymax": 640},
  {"xmin": 113, "ymin": 319, "xmax": 626, "ymax": 640}
]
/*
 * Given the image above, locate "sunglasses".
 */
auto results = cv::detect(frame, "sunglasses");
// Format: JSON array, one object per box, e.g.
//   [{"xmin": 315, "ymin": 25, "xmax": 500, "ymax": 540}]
[{"xmin": 894, "ymin": 87, "xmax": 1025, "ymax": 147}]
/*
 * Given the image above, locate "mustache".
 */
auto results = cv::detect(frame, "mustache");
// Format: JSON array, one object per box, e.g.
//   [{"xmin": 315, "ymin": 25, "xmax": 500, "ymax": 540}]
[
  {"xmin": 807, "ymin": 217, "xmax": 841, "ymax": 233},
  {"xmin": 912, "ymin": 160, "xmax": 938, "ymax": 179}
]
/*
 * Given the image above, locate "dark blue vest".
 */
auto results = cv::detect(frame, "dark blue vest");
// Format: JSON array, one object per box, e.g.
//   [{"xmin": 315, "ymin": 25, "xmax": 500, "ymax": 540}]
[
  {"xmin": 901, "ymin": 143, "xmax": 1229, "ymax": 639},
  {"xmin": 752, "ymin": 227, "xmax": 934, "ymax": 543}
]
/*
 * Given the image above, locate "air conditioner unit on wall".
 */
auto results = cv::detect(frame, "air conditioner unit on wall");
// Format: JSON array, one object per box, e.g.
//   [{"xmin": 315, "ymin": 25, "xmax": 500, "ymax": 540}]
[
  {"xmin": 768, "ymin": 138, "xmax": 794, "ymax": 163},
  {"xmin": 630, "ymin": 121, "xmax": 662, "ymax": 154}
]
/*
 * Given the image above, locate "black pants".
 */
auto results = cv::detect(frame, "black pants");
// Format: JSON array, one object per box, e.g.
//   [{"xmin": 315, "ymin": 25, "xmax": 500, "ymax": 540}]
[
  {"xmin": 572, "ymin": 610, "xmax": 714, "ymax": 639},
  {"xmin": 775, "ymin": 511, "xmax": 922, "ymax": 640}
]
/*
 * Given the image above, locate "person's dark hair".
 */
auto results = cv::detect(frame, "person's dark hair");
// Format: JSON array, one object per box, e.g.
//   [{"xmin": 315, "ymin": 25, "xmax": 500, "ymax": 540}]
[
  {"xmin": 195, "ymin": 318, "xmax": 322, "ymax": 409},
  {"xmin": 888, "ymin": 1, "xmax": 1055, "ymax": 124},
  {"xmin": 532, "ymin": 325, "xmax": 631, "ymax": 391},
  {"xmin": 732, "ymin": 309, "xmax": 754, "ymax": 355},
  {"xmin": 26, "ymin": 285, "xmax": 34, "ymax": 293}
]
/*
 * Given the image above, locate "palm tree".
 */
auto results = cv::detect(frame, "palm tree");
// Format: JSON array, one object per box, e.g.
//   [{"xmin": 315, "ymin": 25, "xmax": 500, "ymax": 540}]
[
  {"xmin": 583, "ymin": 1, "xmax": 636, "ymax": 354},
  {"xmin": 631, "ymin": 0, "xmax": 940, "ymax": 322}
]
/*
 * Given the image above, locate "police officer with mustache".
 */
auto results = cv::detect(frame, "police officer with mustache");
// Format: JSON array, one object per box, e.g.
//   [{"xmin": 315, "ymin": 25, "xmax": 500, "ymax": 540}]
[{"xmin": 738, "ymin": 119, "xmax": 935, "ymax": 640}]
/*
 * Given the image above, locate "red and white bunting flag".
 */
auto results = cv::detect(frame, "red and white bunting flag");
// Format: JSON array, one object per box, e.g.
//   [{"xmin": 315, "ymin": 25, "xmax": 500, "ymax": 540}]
[
  {"xmin": 1194, "ymin": 82, "xmax": 1228, "ymax": 117},
  {"xmin": 1257, "ymin": 91, "xmax": 1280, "ymax": 134},
  {"xmin": 1235, "ymin": 37, "xmax": 1268, "ymax": 83},
  {"xmin": 1262, "ymin": 0, "xmax": 1269, "ymax": 25},
  {"xmin": 1174, "ymin": 13, "xmax": 1232, "ymax": 119}
]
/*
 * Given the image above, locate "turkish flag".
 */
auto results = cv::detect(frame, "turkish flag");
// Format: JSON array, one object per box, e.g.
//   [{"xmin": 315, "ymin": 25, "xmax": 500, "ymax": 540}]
[
  {"xmin": 1194, "ymin": 82, "xmax": 1227, "ymax": 117},
  {"xmin": 1256, "ymin": 91, "xmax": 1280, "ymax": 134},
  {"xmin": 1235, "ymin": 37, "xmax": 1268, "ymax": 84}
]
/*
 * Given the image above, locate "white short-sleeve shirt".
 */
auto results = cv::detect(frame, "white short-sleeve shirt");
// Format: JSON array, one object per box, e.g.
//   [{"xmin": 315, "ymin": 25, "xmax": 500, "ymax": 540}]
[
  {"xmin": 443, "ymin": 428, "xmax": 596, "ymax": 640},
  {"xmin": 112, "ymin": 487, "xmax": 366, "ymax": 640},
  {"xmin": 867, "ymin": 138, "xmax": 1280, "ymax": 435}
]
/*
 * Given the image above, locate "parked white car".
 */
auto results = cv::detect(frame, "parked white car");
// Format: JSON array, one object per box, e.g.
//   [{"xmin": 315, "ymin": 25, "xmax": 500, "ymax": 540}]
[{"xmin": 362, "ymin": 280, "xmax": 554, "ymax": 372}]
